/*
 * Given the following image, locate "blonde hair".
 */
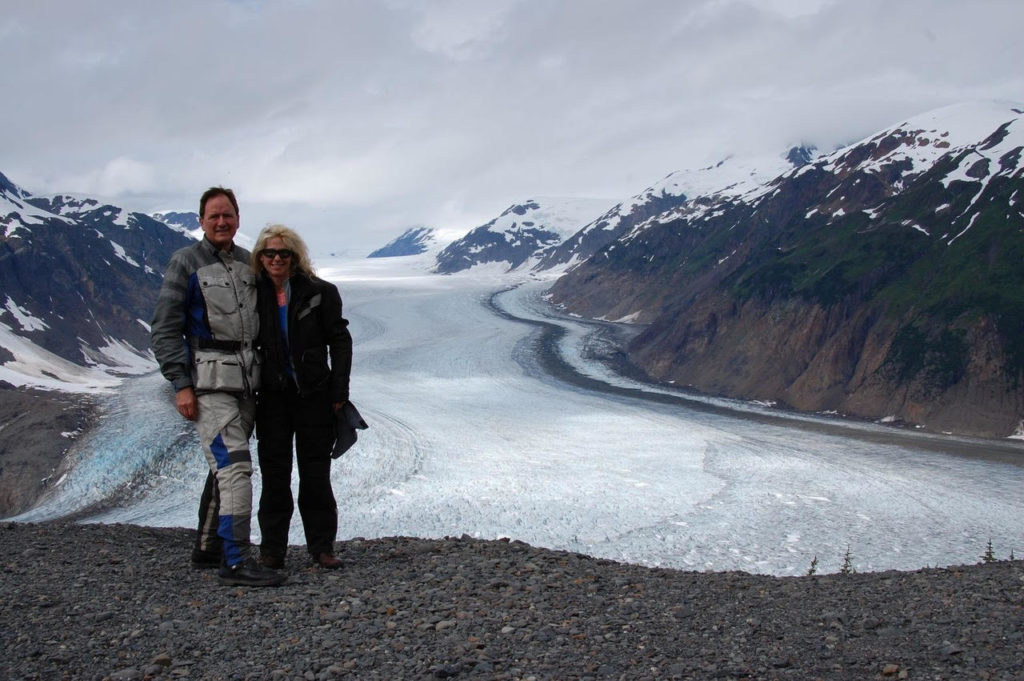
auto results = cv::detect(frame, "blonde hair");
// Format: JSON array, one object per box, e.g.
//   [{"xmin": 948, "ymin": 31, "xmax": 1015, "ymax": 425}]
[{"xmin": 252, "ymin": 224, "xmax": 316, "ymax": 279}]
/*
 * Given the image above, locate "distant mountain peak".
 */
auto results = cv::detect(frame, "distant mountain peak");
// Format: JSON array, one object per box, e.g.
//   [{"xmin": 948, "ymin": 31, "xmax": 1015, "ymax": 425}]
[
  {"xmin": 0, "ymin": 170, "xmax": 23, "ymax": 197},
  {"xmin": 151, "ymin": 210, "xmax": 200, "ymax": 237},
  {"xmin": 786, "ymin": 145, "xmax": 817, "ymax": 166},
  {"xmin": 501, "ymin": 200, "xmax": 541, "ymax": 217},
  {"xmin": 532, "ymin": 149, "xmax": 810, "ymax": 271},
  {"xmin": 434, "ymin": 197, "xmax": 614, "ymax": 274},
  {"xmin": 368, "ymin": 226, "xmax": 440, "ymax": 258}
]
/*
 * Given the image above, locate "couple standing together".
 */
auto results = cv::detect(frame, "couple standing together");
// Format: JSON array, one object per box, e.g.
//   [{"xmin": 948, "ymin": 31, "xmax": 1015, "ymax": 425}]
[{"xmin": 150, "ymin": 186, "xmax": 354, "ymax": 587}]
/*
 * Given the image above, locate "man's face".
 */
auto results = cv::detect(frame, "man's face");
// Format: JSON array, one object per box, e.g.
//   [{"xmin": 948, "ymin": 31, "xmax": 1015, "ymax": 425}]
[{"xmin": 200, "ymin": 194, "xmax": 239, "ymax": 250}]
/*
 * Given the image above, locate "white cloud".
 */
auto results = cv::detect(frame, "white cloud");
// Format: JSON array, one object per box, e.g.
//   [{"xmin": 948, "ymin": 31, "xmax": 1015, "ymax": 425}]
[
  {"xmin": 65, "ymin": 157, "xmax": 159, "ymax": 197},
  {"xmin": 2, "ymin": 0, "xmax": 1023, "ymax": 255},
  {"xmin": 406, "ymin": 0, "xmax": 520, "ymax": 60}
]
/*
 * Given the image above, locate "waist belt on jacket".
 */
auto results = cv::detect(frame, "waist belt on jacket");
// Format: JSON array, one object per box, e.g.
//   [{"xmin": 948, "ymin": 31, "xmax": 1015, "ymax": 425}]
[{"xmin": 191, "ymin": 338, "xmax": 254, "ymax": 351}]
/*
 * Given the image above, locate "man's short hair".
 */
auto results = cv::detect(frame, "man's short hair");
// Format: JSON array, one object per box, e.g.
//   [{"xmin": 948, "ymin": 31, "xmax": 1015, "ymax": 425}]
[{"xmin": 199, "ymin": 186, "xmax": 239, "ymax": 219}]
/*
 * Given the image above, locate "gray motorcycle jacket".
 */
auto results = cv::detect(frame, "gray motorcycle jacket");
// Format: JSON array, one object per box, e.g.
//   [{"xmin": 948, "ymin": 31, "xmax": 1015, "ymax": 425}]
[{"xmin": 150, "ymin": 237, "xmax": 260, "ymax": 396}]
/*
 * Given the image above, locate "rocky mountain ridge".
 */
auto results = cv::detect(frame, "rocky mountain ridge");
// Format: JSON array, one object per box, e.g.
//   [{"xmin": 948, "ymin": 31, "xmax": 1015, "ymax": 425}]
[
  {"xmin": 0, "ymin": 171, "xmax": 192, "ymax": 389},
  {"xmin": 424, "ymin": 156, "xmax": 810, "ymax": 276},
  {"xmin": 545, "ymin": 101, "xmax": 1024, "ymax": 437},
  {"xmin": 536, "ymin": 150, "xmax": 811, "ymax": 271}
]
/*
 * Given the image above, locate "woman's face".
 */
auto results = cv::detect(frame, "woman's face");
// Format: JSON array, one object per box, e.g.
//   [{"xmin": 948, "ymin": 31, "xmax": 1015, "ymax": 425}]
[{"xmin": 260, "ymin": 235, "xmax": 293, "ymax": 281}]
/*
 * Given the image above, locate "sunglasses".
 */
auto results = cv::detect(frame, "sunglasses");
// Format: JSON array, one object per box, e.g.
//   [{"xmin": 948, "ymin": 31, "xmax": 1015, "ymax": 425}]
[{"xmin": 260, "ymin": 248, "xmax": 294, "ymax": 260}]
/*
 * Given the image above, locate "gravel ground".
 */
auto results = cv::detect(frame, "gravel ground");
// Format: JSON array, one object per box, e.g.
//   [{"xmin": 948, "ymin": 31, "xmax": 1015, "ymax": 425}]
[{"xmin": 2, "ymin": 522, "xmax": 1023, "ymax": 681}]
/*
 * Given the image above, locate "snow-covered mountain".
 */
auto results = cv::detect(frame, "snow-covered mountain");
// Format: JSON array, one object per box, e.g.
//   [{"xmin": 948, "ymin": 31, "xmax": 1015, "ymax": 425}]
[
  {"xmin": 368, "ymin": 226, "xmax": 441, "ymax": 258},
  {"xmin": 535, "ymin": 149, "xmax": 814, "ymax": 270},
  {"xmin": 0, "ymin": 172, "xmax": 192, "ymax": 391},
  {"xmin": 547, "ymin": 100, "xmax": 1024, "ymax": 437},
  {"xmin": 150, "ymin": 210, "xmax": 200, "ymax": 239},
  {"xmin": 434, "ymin": 197, "xmax": 615, "ymax": 274}
]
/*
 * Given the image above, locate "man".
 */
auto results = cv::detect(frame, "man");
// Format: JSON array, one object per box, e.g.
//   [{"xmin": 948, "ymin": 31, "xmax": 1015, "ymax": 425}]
[{"xmin": 151, "ymin": 186, "xmax": 285, "ymax": 587}]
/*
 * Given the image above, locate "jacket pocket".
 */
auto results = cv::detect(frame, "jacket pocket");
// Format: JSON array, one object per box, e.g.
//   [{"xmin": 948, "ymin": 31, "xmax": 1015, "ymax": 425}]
[
  {"xmin": 192, "ymin": 351, "xmax": 246, "ymax": 392},
  {"xmin": 299, "ymin": 346, "xmax": 330, "ymax": 390},
  {"xmin": 198, "ymin": 272, "xmax": 237, "ymax": 318}
]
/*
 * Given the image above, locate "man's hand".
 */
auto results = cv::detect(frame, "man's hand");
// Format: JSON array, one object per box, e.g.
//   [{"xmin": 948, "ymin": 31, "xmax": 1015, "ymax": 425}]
[{"xmin": 176, "ymin": 387, "xmax": 198, "ymax": 421}]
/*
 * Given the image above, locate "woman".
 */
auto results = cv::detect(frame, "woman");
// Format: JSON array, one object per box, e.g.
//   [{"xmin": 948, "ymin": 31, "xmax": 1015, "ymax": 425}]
[{"xmin": 251, "ymin": 225, "xmax": 353, "ymax": 569}]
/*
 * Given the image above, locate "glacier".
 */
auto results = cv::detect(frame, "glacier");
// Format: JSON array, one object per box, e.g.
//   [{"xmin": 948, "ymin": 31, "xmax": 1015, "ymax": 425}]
[{"xmin": 12, "ymin": 255, "xmax": 1024, "ymax": 576}]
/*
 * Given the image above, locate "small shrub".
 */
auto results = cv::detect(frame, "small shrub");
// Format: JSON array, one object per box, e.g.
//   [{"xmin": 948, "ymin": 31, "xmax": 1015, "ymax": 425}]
[
  {"xmin": 840, "ymin": 546, "xmax": 856, "ymax": 575},
  {"xmin": 981, "ymin": 539, "xmax": 996, "ymax": 563}
]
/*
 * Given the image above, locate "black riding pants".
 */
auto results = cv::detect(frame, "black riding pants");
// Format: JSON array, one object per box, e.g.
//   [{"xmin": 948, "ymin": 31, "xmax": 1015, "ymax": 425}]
[{"xmin": 255, "ymin": 386, "xmax": 338, "ymax": 559}]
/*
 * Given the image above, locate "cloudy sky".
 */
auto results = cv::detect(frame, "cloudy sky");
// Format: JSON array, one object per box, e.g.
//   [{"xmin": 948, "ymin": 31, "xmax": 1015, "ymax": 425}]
[{"xmin": 3, "ymin": 0, "xmax": 1022, "ymax": 255}]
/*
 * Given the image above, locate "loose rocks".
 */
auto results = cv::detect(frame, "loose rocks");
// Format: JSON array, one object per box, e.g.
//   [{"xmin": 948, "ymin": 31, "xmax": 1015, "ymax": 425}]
[{"xmin": 2, "ymin": 521, "xmax": 1023, "ymax": 680}]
